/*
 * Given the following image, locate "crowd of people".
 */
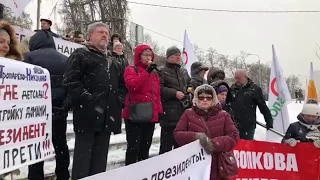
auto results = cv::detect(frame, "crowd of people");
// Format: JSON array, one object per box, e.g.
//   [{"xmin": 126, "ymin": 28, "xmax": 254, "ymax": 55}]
[{"xmin": 1, "ymin": 13, "xmax": 320, "ymax": 180}]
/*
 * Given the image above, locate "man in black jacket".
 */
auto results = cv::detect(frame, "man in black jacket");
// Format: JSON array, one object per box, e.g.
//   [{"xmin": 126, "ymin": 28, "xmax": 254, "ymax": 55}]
[
  {"xmin": 230, "ymin": 69, "xmax": 273, "ymax": 140},
  {"xmin": 159, "ymin": 46, "xmax": 191, "ymax": 154},
  {"xmin": 63, "ymin": 22, "xmax": 123, "ymax": 179},
  {"xmin": 24, "ymin": 30, "xmax": 70, "ymax": 180},
  {"xmin": 40, "ymin": 18, "xmax": 59, "ymax": 38}
]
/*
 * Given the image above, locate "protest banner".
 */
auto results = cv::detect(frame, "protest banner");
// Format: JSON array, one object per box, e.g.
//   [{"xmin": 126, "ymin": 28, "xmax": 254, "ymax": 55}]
[
  {"xmin": 232, "ymin": 139, "xmax": 320, "ymax": 180},
  {"xmin": 83, "ymin": 140, "xmax": 211, "ymax": 180},
  {"xmin": 0, "ymin": 57, "xmax": 53, "ymax": 175},
  {"xmin": 13, "ymin": 25, "xmax": 82, "ymax": 57}
]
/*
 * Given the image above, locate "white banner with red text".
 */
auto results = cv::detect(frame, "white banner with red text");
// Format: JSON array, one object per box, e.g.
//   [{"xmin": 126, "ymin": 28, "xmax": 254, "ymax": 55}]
[
  {"xmin": 83, "ymin": 140, "xmax": 212, "ymax": 180},
  {"xmin": 231, "ymin": 139, "xmax": 320, "ymax": 180},
  {"xmin": 13, "ymin": 26, "xmax": 82, "ymax": 57},
  {"xmin": 0, "ymin": 57, "xmax": 53, "ymax": 175}
]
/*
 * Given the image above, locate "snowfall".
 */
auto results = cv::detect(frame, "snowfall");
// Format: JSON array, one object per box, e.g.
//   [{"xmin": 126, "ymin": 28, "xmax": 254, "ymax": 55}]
[{"xmin": 9, "ymin": 101, "xmax": 305, "ymax": 179}]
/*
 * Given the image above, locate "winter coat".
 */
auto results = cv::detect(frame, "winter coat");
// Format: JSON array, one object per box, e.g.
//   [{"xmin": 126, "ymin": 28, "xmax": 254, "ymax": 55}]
[
  {"xmin": 282, "ymin": 114, "xmax": 320, "ymax": 143},
  {"xmin": 112, "ymin": 51, "xmax": 129, "ymax": 107},
  {"xmin": 0, "ymin": 21, "xmax": 23, "ymax": 60},
  {"xmin": 122, "ymin": 44, "xmax": 163, "ymax": 122},
  {"xmin": 62, "ymin": 42, "xmax": 123, "ymax": 134},
  {"xmin": 210, "ymin": 80, "xmax": 233, "ymax": 117},
  {"xmin": 230, "ymin": 78, "xmax": 272, "ymax": 130},
  {"xmin": 159, "ymin": 62, "xmax": 191, "ymax": 127},
  {"xmin": 24, "ymin": 30, "xmax": 71, "ymax": 120},
  {"xmin": 190, "ymin": 75, "xmax": 206, "ymax": 90},
  {"xmin": 174, "ymin": 105, "xmax": 239, "ymax": 180}
]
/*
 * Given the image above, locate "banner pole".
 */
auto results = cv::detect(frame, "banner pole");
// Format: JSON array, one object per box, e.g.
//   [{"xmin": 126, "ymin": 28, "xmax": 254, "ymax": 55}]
[{"xmin": 256, "ymin": 121, "xmax": 285, "ymax": 137}]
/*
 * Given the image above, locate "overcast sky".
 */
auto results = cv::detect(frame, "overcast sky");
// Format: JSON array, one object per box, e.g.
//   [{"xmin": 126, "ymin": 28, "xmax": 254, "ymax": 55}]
[{"xmin": 25, "ymin": 0, "xmax": 320, "ymax": 83}]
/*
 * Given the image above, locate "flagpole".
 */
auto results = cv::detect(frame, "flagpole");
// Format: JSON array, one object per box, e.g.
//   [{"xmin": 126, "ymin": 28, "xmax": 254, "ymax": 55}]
[{"xmin": 36, "ymin": 0, "xmax": 41, "ymax": 29}]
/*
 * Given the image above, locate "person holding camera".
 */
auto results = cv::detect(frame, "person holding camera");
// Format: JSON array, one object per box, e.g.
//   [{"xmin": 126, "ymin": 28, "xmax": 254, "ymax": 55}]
[{"xmin": 159, "ymin": 46, "xmax": 191, "ymax": 154}]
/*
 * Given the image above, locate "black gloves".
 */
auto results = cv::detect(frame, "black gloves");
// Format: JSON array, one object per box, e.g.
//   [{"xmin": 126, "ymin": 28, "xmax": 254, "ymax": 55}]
[
  {"xmin": 146, "ymin": 63, "xmax": 158, "ymax": 73},
  {"xmin": 266, "ymin": 122, "xmax": 273, "ymax": 130}
]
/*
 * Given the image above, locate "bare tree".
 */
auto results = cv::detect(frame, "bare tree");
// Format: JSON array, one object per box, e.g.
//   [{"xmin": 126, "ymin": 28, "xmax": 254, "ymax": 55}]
[
  {"xmin": 286, "ymin": 75, "xmax": 301, "ymax": 98},
  {"xmin": 193, "ymin": 44, "xmax": 205, "ymax": 62},
  {"xmin": 144, "ymin": 33, "xmax": 164, "ymax": 55},
  {"xmin": 2, "ymin": 6, "xmax": 32, "ymax": 29},
  {"xmin": 247, "ymin": 63, "xmax": 271, "ymax": 92},
  {"xmin": 204, "ymin": 47, "xmax": 217, "ymax": 67}
]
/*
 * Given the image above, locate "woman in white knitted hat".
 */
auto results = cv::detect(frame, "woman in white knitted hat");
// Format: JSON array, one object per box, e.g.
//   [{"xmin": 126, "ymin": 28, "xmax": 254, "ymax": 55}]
[{"xmin": 282, "ymin": 103, "xmax": 320, "ymax": 148}]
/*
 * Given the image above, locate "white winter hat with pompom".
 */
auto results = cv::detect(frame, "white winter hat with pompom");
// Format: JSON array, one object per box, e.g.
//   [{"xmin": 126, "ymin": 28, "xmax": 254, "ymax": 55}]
[{"xmin": 301, "ymin": 103, "xmax": 320, "ymax": 116}]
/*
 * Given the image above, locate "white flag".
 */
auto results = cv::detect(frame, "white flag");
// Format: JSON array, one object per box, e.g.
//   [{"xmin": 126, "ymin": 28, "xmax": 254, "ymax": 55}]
[
  {"xmin": 181, "ymin": 30, "xmax": 198, "ymax": 75},
  {"xmin": 266, "ymin": 45, "xmax": 291, "ymax": 143},
  {"xmin": 2, "ymin": 0, "xmax": 32, "ymax": 17}
]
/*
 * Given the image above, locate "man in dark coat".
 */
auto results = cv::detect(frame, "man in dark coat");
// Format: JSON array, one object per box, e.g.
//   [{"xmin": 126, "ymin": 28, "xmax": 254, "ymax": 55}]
[
  {"xmin": 159, "ymin": 46, "xmax": 191, "ymax": 154},
  {"xmin": 190, "ymin": 62, "xmax": 208, "ymax": 90},
  {"xmin": 40, "ymin": 18, "xmax": 59, "ymax": 38},
  {"xmin": 230, "ymin": 69, "xmax": 273, "ymax": 140},
  {"xmin": 111, "ymin": 41, "xmax": 129, "ymax": 107},
  {"xmin": 62, "ymin": 22, "xmax": 123, "ymax": 180},
  {"xmin": 24, "ymin": 30, "xmax": 70, "ymax": 180}
]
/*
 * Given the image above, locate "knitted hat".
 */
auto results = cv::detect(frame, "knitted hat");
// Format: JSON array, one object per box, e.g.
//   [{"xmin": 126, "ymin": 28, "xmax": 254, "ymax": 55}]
[
  {"xmin": 166, "ymin": 46, "xmax": 181, "ymax": 58},
  {"xmin": 301, "ymin": 103, "xmax": 320, "ymax": 116},
  {"xmin": 216, "ymin": 85, "xmax": 228, "ymax": 94}
]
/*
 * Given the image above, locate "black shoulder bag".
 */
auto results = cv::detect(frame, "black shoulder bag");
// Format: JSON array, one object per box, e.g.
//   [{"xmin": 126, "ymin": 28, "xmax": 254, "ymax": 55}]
[{"xmin": 129, "ymin": 66, "xmax": 154, "ymax": 123}]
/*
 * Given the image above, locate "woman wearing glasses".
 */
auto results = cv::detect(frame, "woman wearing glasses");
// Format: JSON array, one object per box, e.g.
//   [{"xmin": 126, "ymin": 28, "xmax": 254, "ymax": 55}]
[
  {"xmin": 123, "ymin": 44, "xmax": 163, "ymax": 165},
  {"xmin": 174, "ymin": 84, "xmax": 239, "ymax": 180}
]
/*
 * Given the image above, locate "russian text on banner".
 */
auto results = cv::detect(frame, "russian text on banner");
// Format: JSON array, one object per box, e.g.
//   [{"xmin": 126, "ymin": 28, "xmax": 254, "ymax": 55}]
[
  {"xmin": 82, "ymin": 140, "xmax": 212, "ymax": 180},
  {"xmin": 231, "ymin": 139, "xmax": 320, "ymax": 180},
  {"xmin": 0, "ymin": 57, "xmax": 53, "ymax": 175},
  {"xmin": 13, "ymin": 26, "xmax": 82, "ymax": 57}
]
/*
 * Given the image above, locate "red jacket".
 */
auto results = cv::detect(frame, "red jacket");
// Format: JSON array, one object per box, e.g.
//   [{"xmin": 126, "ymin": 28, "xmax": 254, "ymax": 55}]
[
  {"xmin": 122, "ymin": 44, "xmax": 163, "ymax": 122},
  {"xmin": 174, "ymin": 106, "xmax": 239, "ymax": 180}
]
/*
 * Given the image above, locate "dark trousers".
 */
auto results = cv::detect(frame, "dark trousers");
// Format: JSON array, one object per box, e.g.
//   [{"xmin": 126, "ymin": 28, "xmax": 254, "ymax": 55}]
[
  {"xmin": 239, "ymin": 128, "xmax": 255, "ymax": 140},
  {"xmin": 125, "ymin": 120, "xmax": 155, "ymax": 165},
  {"xmin": 28, "ymin": 118, "xmax": 70, "ymax": 180},
  {"xmin": 159, "ymin": 126, "xmax": 180, "ymax": 154},
  {"xmin": 71, "ymin": 129, "xmax": 110, "ymax": 180}
]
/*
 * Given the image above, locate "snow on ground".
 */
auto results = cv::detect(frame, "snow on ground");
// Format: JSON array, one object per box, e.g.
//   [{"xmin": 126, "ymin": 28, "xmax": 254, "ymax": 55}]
[
  {"xmin": 254, "ymin": 101, "xmax": 303, "ymax": 141},
  {"xmin": 13, "ymin": 101, "xmax": 305, "ymax": 179}
]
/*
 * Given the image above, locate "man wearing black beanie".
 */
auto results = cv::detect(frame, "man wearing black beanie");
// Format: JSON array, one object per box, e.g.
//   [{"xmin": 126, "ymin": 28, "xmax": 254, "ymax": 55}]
[{"xmin": 159, "ymin": 46, "xmax": 192, "ymax": 154}]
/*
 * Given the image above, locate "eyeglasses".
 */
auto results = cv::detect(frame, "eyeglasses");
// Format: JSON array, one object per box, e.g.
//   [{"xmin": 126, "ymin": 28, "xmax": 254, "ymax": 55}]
[
  {"xmin": 141, "ymin": 54, "xmax": 153, "ymax": 57},
  {"xmin": 198, "ymin": 96, "xmax": 213, "ymax": 101}
]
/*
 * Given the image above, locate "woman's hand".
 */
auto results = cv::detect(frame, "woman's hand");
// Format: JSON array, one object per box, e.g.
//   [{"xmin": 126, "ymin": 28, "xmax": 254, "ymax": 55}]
[{"xmin": 195, "ymin": 133, "xmax": 214, "ymax": 154}]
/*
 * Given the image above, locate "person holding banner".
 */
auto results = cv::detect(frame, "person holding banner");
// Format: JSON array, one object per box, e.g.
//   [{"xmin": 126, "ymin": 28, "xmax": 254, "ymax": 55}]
[
  {"xmin": 23, "ymin": 30, "xmax": 71, "ymax": 180},
  {"xmin": 230, "ymin": 69, "xmax": 273, "ymax": 140},
  {"xmin": 174, "ymin": 84, "xmax": 239, "ymax": 180},
  {"xmin": 282, "ymin": 102, "xmax": 320, "ymax": 148},
  {"xmin": 63, "ymin": 22, "xmax": 123, "ymax": 180},
  {"xmin": 0, "ymin": 21, "xmax": 23, "ymax": 60},
  {"xmin": 0, "ymin": 20, "xmax": 23, "ymax": 179}
]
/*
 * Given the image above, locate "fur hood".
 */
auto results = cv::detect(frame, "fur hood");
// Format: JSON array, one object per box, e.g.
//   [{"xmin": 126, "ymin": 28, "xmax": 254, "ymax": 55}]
[
  {"xmin": 193, "ymin": 84, "xmax": 219, "ymax": 108},
  {"xmin": 0, "ymin": 21, "xmax": 23, "ymax": 60}
]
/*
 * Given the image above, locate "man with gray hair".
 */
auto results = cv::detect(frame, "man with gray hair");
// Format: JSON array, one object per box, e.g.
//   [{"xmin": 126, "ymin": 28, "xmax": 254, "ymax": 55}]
[
  {"xmin": 230, "ymin": 69, "xmax": 273, "ymax": 140},
  {"xmin": 63, "ymin": 22, "xmax": 123, "ymax": 179}
]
